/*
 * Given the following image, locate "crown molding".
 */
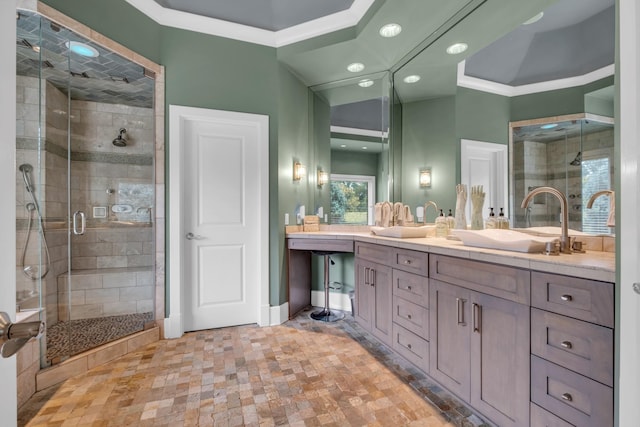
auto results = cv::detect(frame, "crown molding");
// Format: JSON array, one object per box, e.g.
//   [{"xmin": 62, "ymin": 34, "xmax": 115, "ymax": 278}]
[
  {"xmin": 125, "ymin": 0, "xmax": 374, "ymax": 47},
  {"xmin": 457, "ymin": 60, "xmax": 615, "ymax": 97}
]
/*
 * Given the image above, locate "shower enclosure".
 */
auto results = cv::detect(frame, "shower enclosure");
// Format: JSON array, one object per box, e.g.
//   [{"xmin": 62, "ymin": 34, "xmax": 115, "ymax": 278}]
[{"xmin": 15, "ymin": 8, "xmax": 157, "ymax": 366}]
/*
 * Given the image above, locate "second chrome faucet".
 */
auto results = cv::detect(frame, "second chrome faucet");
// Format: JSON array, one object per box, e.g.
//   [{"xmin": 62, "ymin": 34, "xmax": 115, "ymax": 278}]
[{"xmin": 521, "ymin": 186, "xmax": 571, "ymax": 254}]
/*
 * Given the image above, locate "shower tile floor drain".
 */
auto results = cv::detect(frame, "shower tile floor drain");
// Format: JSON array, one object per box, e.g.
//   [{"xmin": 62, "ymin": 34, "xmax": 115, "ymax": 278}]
[{"xmin": 46, "ymin": 312, "xmax": 154, "ymax": 362}]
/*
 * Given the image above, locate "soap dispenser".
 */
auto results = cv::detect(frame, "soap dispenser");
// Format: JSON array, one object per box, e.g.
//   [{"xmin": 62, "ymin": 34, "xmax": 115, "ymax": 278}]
[
  {"xmin": 435, "ymin": 209, "xmax": 449, "ymax": 237},
  {"xmin": 485, "ymin": 207, "xmax": 497, "ymax": 229},
  {"xmin": 446, "ymin": 209, "xmax": 455, "ymax": 232},
  {"xmin": 498, "ymin": 208, "xmax": 510, "ymax": 229}
]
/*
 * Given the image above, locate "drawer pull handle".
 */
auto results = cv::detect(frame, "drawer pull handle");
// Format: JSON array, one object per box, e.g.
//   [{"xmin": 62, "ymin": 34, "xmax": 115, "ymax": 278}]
[
  {"xmin": 560, "ymin": 341, "xmax": 573, "ymax": 349},
  {"xmin": 407, "ymin": 343, "xmax": 412, "ymax": 349},
  {"xmin": 472, "ymin": 303, "xmax": 481, "ymax": 333},
  {"xmin": 561, "ymin": 393, "xmax": 573, "ymax": 402},
  {"xmin": 561, "ymin": 294, "xmax": 573, "ymax": 302}
]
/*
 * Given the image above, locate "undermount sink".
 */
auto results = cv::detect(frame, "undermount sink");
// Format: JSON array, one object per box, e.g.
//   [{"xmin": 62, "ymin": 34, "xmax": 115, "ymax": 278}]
[
  {"xmin": 450, "ymin": 229, "xmax": 559, "ymax": 253},
  {"xmin": 371, "ymin": 225, "xmax": 435, "ymax": 238}
]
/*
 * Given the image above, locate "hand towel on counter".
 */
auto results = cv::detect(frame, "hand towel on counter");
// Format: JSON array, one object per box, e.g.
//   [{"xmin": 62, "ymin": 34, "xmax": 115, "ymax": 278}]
[{"xmin": 607, "ymin": 192, "xmax": 615, "ymax": 227}]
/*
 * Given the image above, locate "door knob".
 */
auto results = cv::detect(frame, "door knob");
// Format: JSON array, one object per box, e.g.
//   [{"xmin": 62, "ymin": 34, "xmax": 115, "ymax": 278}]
[
  {"xmin": 633, "ymin": 283, "xmax": 640, "ymax": 295},
  {"xmin": 185, "ymin": 232, "xmax": 205, "ymax": 240}
]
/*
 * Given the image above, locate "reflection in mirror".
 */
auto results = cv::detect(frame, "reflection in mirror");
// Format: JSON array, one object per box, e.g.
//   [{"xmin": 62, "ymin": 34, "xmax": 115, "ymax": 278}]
[
  {"xmin": 510, "ymin": 113, "xmax": 614, "ymax": 234},
  {"xmin": 309, "ymin": 72, "xmax": 391, "ymax": 225}
]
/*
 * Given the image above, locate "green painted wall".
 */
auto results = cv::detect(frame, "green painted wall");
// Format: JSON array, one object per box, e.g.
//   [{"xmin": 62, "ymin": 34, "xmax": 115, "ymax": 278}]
[
  {"xmin": 401, "ymin": 96, "xmax": 457, "ymax": 216},
  {"xmin": 331, "ymin": 150, "xmax": 379, "ymax": 176},
  {"xmin": 455, "ymin": 87, "xmax": 510, "ymax": 146}
]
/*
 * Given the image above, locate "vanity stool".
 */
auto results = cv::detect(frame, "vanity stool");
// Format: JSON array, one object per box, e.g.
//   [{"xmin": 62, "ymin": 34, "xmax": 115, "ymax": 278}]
[{"xmin": 310, "ymin": 251, "xmax": 345, "ymax": 322}]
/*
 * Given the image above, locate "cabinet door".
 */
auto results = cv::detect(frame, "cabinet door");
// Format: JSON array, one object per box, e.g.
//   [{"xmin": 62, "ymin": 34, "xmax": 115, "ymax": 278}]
[
  {"xmin": 470, "ymin": 292, "xmax": 530, "ymax": 427},
  {"xmin": 429, "ymin": 280, "xmax": 471, "ymax": 400},
  {"xmin": 354, "ymin": 259, "xmax": 373, "ymax": 329},
  {"xmin": 371, "ymin": 263, "xmax": 392, "ymax": 346}
]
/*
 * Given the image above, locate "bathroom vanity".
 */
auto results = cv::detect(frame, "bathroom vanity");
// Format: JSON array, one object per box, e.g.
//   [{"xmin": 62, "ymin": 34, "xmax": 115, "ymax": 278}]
[{"xmin": 286, "ymin": 229, "xmax": 615, "ymax": 427}]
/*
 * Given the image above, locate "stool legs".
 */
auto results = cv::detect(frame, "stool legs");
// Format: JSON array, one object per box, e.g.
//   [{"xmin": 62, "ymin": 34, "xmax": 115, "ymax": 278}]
[{"xmin": 310, "ymin": 255, "xmax": 345, "ymax": 322}]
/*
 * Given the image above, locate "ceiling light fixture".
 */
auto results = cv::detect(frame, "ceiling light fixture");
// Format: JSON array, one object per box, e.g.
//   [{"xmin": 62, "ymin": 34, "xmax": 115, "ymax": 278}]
[
  {"xmin": 379, "ymin": 23, "xmax": 402, "ymax": 38},
  {"xmin": 446, "ymin": 42, "xmax": 468, "ymax": 55},
  {"xmin": 65, "ymin": 41, "xmax": 99, "ymax": 58},
  {"xmin": 362, "ymin": 147, "xmax": 368, "ymax": 150},
  {"xmin": 523, "ymin": 12, "xmax": 544, "ymax": 25},
  {"xmin": 403, "ymin": 75, "xmax": 421, "ymax": 83},
  {"xmin": 347, "ymin": 62, "xmax": 365, "ymax": 73},
  {"xmin": 340, "ymin": 144, "xmax": 347, "ymax": 148},
  {"xmin": 358, "ymin": 79, "xmax": 374, "ymax": 88}
]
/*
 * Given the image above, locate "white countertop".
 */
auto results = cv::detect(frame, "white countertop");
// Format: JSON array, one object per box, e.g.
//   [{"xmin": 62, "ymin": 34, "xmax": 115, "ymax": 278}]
[{"xmin": 286, "ymin": 228, "xmax": 615, "ymax": 283}]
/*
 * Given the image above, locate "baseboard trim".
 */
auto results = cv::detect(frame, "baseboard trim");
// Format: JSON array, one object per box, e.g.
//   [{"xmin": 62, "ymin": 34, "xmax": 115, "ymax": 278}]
[
  {"xmin": 163, "ymin": 313, "xmax": 183, "ymax": 339},
  {"xmin": 269, "ymin": 302, "xmax": 289, "ymax": 325}
]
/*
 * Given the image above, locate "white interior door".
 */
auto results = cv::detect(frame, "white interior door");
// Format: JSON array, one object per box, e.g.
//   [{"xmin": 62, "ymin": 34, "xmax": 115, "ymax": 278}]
[
  {"xmin": 617, "ymin": 0, "xmax": 640, "ymax": 423},
  {"xmin": 460, "ymin": 139, "xmax": 508, "ymax": 221},
  {"xmin": 169, "ymin": 106, "xmax": 269, "ymax": 334}
]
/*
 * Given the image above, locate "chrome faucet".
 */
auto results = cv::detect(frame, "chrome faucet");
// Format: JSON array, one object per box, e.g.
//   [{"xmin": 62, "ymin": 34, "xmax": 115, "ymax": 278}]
[
  {"xmin": 423, "ymin": 201, "xmax": 438, "ymax": 224},
  {"xmin": 521, "ymin": 186, "xmax": 571, "ymax": 254},
  {"xmin": 586, "ymin": 190, "xmax": 614, "ymax": 208}
]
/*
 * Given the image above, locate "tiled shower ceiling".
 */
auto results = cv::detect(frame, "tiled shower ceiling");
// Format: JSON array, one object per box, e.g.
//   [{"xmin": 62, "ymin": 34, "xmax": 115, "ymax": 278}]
[{"xmin": 16, "ymin": 10, "xmax": 154, "ymax": 108}]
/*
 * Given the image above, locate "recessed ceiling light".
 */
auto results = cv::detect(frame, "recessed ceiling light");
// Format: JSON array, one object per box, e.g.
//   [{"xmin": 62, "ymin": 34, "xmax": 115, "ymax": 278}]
[
  {"xmin": 446, "ymin": 42, "xmax": 468, "ymax": 55},
  {"xmin": 347, "ymin": 62, "xmax": 365, "ymax": 73},
  {"xmin": 403, "ymin": 75, "xmax": 421, "ymax": 84},
  {"xmin": 541, "ymin": 123, "xmax": 558, "ymax": 129},
  {"xmin": 65, "ymin": 41, "xmax": 99, "ymax": 57},
  {"xmin": 340, "ymin": 144, "xmax": 347, "ymax": 148},
  {"xmin": 379, "ymin": 23, "xmax": 402, "ymax": 38},
  {"xmin": 358, "ymin": 79, "xmax": 374, "ymax": 88},
  {"xmin": 362, "ymin": 146, "xmax": 368, "ymax": 150},
  {"xmin": 523, "ymin": 12, "xmax": 544, "ymax": 25}
]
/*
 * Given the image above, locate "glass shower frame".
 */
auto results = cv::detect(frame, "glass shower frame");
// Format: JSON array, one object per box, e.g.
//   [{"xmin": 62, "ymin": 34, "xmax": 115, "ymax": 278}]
[{"xmin": 16, "ymin": 7, "xmax": 158, "ymax": 368}]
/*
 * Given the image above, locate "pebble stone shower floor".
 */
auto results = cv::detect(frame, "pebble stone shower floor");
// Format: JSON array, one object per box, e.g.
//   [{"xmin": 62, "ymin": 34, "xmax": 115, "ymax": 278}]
[
  {"xmin": 19, "ymin": 308, "xmax": 489, "ymax": 427},
  {"xmin": 45, "ymin": 313, "xmax": 155, "ymax": 361}
]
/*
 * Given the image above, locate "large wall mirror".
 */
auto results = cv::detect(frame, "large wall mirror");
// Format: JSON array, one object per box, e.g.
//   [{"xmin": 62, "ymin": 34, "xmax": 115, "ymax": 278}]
[
  {"xmin": 310, "ymin": 72, "xmax": 392, "ymax": 225},
  {"xmin": 390, "ymin": 0, "xmax": 614, "ymax": 231}
]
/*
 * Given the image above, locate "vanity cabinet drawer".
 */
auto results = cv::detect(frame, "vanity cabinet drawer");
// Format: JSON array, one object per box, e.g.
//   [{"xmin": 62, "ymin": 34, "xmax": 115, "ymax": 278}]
[
  {"xmin": 531, "ymin": 272, "xmax": 614, "ymax": 327},
  {"xmin": 392, "ymin": 323, "xmax": 429, "ymax": 373},
  {"xmin": 430, "ymin": 255, "xmax": 530, "ymax": 304},
  {"xmin": 393, "ymin": 295, "xmax": 429, "ymax": 339},
  {"xmin": 531, "ymin": 356, "xmax": 612, "ymax": 427},
  {"xmin": 531, "ymin": 403, "xmax": 574, "ymax": 427},
  {"xmin": 531, "ymin": 308, "xmax": 613, "ymax": 386},
  {"xmin": 392, "ymin": 269, "xmax": 429, "ymax": 307},
  {"xmin": 288, "ymin": 238, "xmax": 354, "ymax": 253},
  {"xmin": 355, "ymin": 242, "xmax": 391, "ymax": 265},
  {"xmin": 393, "ymin": 248, "xmax": 429, "ymax": 276}
]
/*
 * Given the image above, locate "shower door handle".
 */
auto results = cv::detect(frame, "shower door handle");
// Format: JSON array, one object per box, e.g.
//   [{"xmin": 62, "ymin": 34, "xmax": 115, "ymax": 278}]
[{"xmin": 73, "ymin": 211, "xmax": 86, "ymax": 235}]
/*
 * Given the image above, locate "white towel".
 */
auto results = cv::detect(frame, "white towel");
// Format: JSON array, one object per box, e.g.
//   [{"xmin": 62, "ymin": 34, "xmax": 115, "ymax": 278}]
[
  {"xmin": 382, "ymin": 202, "xmax": 392, "ymax": 227},
  {"xmin": 374, "ymin": 203, "xmax": 382, "ymax": 227},
  {"xmin": 403, "ymin": 205, "xmax": 414, "ymax": 224},
  {"xmin": 393, "ymin": 202, "xmax": 404, "ymax": 226},
  {"xmin": 607, "ymin": 192, "xmax": 615, "ymax": 227}
]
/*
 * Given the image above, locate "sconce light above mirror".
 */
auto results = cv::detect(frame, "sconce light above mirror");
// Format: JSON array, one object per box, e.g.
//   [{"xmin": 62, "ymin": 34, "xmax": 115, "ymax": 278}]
[
  {"xmin": 419, "ymin": 168, "xmax": 432, "ymax": 188},
  {"xmin": 317, "ymin": 170, "xmax": 329, "ymax": 187},
  {"xmin": 293, "ymin": 162, "xmax": 307, "ymax": 181}
]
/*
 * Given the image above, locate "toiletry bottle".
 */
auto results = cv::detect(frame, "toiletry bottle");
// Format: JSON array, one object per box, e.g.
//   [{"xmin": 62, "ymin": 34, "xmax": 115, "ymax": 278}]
[
  {"xmin": 498, "ymin": 208, "xmax": 510, "ymax": 229},
  {"xmin": 485, "ymin": 207, "xmax": 497, "ymax": 229},
  {"xmin": 435, "ymin": 209, "xmax": 449, "ymax": 237},
  {"xmin": 446, "ymin": 209, "xmax": 455, "ymax": 233}
]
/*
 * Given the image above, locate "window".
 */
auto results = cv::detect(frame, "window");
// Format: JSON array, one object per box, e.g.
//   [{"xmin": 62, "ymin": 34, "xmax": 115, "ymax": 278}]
[
  {"xmin": 329, "ymin": 174, "xmax": 375, "ymax": 225},
  {"xmin": 582, "ymin": 150, "xmax": 613, "ymax": 235}
]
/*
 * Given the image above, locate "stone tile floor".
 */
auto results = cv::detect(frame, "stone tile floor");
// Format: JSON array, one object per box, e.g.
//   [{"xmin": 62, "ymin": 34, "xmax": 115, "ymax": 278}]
[{"xmin": 18, "ymin": 308, "xmax": 489, "ymax": 426}]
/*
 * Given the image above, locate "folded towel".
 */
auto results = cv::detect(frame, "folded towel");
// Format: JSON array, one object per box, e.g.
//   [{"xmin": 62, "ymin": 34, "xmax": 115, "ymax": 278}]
[
  {"xmin": 382, "ymin": 202, "xmax": 392, "ymax": 227},
  {"xmin": 607, "ymin": 192, "xmax": 615, "ymax": 227},
  {"xmin": 374, "ymin": 203, "xmax": 382, "ymax": 226},
  {"xmin": 403, "ymin": 205, "xmax": 414, "ymax": 224}
]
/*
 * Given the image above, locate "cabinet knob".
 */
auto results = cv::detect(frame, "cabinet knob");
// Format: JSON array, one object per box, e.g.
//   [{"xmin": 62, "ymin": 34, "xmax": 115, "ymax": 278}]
[
  {"xmin": 407, "ymin": 314, "xmax": 412, "ymax": 320},
  {"xmin": 561, "ymin": 393, "xmax": 573, "ymax": 402},
  {"xmin": 407, "ymin": 286, "xmax": 412, "ymax": 291},
  {"xmin": 407, "ymin": 343, "xmax": 412, "ymax": 349},
  {"xmin": 560, "ymin": 341, "xmax": 573, "ymax": 349},
  {"xmin": 404, "ymin": 259, "xmax": 412, "ymax": 265},
  {"xmin": 560, "ymin": 294, "xmax": 573, "ymax": 302}
]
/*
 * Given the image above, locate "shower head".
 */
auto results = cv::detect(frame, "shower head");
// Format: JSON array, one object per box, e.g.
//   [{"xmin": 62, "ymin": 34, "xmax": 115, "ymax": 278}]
[
  {"xmin": 112, "ymin": 128, "xmax": 127, "ymax": 147},
  {"xmin": 569, "ymin": 152, "xmax": 582, "ymax": 166},
  {"xmin": 19, "ymin": 163, "xmax": 33, "ymax": 173}
]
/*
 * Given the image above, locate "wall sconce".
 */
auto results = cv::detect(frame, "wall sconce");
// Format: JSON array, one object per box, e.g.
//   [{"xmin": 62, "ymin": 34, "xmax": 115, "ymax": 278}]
[
  {"xmin": 293, "ymin": 162, "xmax": 306, "ymax": 181},
  {"xmin": 317, "ymin": 170, "xmax": 329, "ymax": 187},
  {"xmin": 419, "ymin": 168, "xmax": 432, "ymax": 188}
]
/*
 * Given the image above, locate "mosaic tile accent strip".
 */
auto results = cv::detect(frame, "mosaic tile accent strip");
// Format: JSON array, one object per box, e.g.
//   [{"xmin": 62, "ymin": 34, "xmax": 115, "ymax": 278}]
[{"xmin": 21, "ymin": 309, "xmax": 489, "ymax": 427}]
